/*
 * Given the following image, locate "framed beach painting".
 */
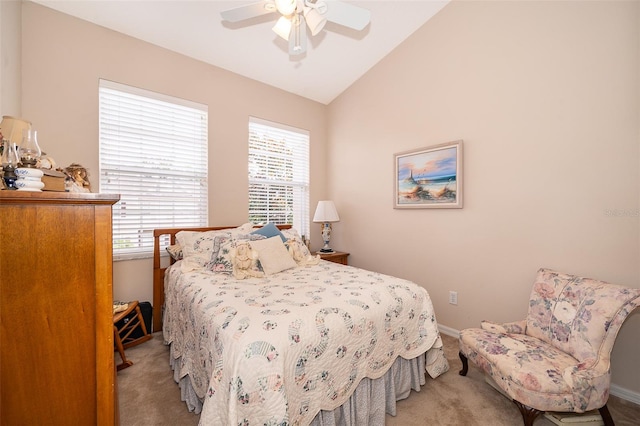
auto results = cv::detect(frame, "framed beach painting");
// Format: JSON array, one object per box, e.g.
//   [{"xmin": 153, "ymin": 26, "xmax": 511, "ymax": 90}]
[{"xmin": 394, "ymin": 140, "xmax": 463, "ymax": 209}]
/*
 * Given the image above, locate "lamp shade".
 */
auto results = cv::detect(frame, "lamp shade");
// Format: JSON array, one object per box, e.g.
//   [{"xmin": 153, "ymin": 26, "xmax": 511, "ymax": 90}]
[
  {"xmin": 0, "ymin": 116, "xmax": 31, "ymax": 144},
  {"xmin": 275, "ymin": 0, "xmax": 297, "ymax": 16},
  {"xmin": 313, "ymin": 200, "xmax": 340, "ymax": 223},
  {"xmin": 304, "ymin": 7, "xmax": 326, "ymax": 36},
  {"xmin": 273, "ymin": 15, "xmax": 292, "ymax": 40}
]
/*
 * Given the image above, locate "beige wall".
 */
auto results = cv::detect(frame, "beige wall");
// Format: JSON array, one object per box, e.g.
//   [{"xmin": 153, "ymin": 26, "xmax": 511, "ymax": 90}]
[
  {"xmin": 20, "ymin": 2, "xmax": 328, "ymax": 303},
  {"xmin": 0, "ymin": 0, "xmax": 22, "ymax": 115},
  {"xmin": 327, "ymin": 1, "xmax": 640, "ymax": 395}
]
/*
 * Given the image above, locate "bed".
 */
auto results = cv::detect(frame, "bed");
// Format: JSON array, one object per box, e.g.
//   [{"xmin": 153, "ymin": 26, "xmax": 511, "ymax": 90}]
[{"xmin": 152, "ymin": 224, "xmax": 449, "ymax": 426}]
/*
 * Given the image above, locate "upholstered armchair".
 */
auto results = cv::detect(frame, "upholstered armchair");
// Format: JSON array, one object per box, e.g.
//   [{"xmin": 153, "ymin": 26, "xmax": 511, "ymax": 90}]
[{"xmin": 458, "ymin": 268, "xmax": 640, "ymax": 426}]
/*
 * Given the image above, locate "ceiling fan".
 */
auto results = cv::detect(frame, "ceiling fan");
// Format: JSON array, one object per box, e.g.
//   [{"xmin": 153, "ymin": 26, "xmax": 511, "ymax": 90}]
[{"xmin": 220, "ymin": 0, "xmax": 371, "ymax": 56}]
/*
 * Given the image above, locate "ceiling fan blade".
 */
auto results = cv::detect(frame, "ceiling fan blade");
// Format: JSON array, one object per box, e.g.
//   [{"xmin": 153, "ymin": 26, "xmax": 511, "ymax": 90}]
[
  {"xmin": 221, "ymin": 1, "xmax": 276, "ymax": 23},
  {"xmin": 322, "ymin": 1, "xmax": 370, "ymax": 31},
  {"xmin": 289, "ymin": 16, "xmax": 307, "ymax": 55}
]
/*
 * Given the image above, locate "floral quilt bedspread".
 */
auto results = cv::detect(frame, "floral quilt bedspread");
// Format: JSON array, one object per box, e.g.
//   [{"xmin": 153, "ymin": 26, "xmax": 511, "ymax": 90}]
[{"xmin": 163, "ymin": 260, "xmax": 447, "ymax": 426}]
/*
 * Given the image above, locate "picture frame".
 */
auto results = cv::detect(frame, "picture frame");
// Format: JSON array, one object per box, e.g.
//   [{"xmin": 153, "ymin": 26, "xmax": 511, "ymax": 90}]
[{"xmin": 394, "ymin": 140, "xmax": 463, "ymax": 209}]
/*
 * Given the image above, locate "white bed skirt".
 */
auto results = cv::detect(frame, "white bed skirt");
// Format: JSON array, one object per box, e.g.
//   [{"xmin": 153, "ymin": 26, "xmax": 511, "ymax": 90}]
[{"xmin": 169, "ymin": 342, "xmax": 445, "ymax": 425}]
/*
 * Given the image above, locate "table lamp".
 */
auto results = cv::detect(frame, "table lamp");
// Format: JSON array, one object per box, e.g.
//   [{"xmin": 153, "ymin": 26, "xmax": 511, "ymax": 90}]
[{"xmin": 313, "ymin": 200, "xmax": 340, "ymax": 253}]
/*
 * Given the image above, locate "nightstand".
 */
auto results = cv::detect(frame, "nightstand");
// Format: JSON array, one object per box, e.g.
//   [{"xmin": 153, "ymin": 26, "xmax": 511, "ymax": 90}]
[{"xmin": 317, "ymin": 251, "xmax": 350, "ymax": 265}]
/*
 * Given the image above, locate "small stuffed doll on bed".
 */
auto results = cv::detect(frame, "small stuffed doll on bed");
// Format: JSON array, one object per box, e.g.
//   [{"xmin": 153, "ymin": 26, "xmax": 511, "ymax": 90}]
[
  {"xmin": 230, "ymin": 241, "xmax": 265, "ymax": 279},
  {"xmin": 285, "ymin": 238, "xmax": 320, "ymax": 266}
]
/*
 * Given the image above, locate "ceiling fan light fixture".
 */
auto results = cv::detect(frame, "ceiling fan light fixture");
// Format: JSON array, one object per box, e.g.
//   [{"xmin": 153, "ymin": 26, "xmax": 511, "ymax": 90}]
[
  {"xmin": 221, "ymin": 0, "xmax": 371, "ymax": 57},
  {"xmin": 274, "ymin": 0, "xmax": 297, "ymax": 16},
  {"xmin": 303, "ymin": 7, "xmax": 326, "ymax": 36},
  {"xmin": 273, "ymin": 15, "xmax": 292, "ymax": 40}
]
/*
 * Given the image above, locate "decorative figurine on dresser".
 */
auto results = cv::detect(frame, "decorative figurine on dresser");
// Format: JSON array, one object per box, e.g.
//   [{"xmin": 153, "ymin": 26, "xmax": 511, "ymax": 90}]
[{"xmin": 0, "ymin": 191, "xmax": 120, "ymax": 424}]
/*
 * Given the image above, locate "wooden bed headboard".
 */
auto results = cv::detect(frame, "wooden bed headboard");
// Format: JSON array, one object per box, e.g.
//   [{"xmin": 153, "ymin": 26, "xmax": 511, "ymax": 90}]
[{"xmin": 152, "ymin": 224, "xmax": 292, "ymax": 332}]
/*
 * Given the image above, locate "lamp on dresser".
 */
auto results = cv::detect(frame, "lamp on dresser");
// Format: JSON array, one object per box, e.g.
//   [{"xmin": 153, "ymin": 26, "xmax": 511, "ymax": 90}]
[
  {"xmin": 313, "ymin": 200, "xmax": 340, "ymax": 253},
  {"xmin": 0, "ymin": 116, "xmax": 31, "ymax": 189}
]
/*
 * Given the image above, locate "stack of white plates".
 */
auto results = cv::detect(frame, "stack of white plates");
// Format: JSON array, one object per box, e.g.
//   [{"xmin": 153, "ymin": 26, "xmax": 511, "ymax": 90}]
[{"xmin": 15, "ymin": 168, "xmax": 45, "ymax": 191}]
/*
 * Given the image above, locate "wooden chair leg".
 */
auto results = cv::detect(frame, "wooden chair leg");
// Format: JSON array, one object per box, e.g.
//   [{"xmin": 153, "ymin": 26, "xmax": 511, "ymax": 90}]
[
  {"xmin": 598, "ymin": 404, "xmax": 615, "ymax": 426},
  {"xmin": 513, "ymin": 400, "xmax": 543, "ymax": 426},
  {"xmin": 459, "ymin": 351, "xmax": 469, "ymax": 376},
  {"xmin": 114, "ymin": 325, "xmax": 133, "ymax": 371},
  {"xmin": 120, "ymin": 304, "xmax": 153, "ymax": 350}
]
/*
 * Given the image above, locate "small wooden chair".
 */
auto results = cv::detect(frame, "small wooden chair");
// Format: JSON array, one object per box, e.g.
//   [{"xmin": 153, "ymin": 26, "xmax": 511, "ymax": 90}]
[{"xmin": 113, "ymin": 300, "xmax": 153, "ymax": 371}]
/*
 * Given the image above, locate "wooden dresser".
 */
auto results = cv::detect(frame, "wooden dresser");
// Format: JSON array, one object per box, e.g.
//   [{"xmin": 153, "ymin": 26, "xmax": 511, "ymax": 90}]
[{"xmin": 0, "ymin": 191, "xmax": 119, "ymax": 425}]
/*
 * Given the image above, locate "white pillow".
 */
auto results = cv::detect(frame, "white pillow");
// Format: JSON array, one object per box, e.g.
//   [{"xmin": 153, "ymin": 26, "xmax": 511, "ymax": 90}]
[{"xmin": 250, "ymin": 236, "xmax": 297, "ymax": 275}]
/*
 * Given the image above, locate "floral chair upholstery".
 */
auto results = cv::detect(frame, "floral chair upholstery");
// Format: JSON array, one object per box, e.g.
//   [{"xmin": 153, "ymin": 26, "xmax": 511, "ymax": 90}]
[{"xmin": 458, "ymin": 268, "xmax": 640, "ymax": 426}]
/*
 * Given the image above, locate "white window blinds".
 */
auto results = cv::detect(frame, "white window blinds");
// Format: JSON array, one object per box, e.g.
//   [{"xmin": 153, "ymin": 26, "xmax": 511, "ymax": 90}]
[
  {"xmin": 99, "ymin": 79, "xmax": 208, "ymax": 260},
  {"xmin": 248, "ymin": 117, "xmax": 309, "ymax": 239}
]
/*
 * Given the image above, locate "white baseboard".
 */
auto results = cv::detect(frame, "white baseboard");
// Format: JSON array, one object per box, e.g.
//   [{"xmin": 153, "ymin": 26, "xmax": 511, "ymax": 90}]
[
  {"xmin": 438, "ymin": 324, "xmax": 459, "ymax": 339},
  {"xmin": 438, "ymin": 324, "xmax": 640, "ymax": 406},
  {"xmin": 610, "ymin": 384, "xmax": 640, "ymax": 405}
]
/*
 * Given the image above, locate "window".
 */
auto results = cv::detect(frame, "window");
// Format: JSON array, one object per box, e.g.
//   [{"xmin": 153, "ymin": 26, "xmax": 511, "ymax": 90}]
[
  {"xmin": 248, "ymin": 117, "xmax": 309, "ymax": 239},
  {"xmin": 99, "ymin": 80, "xmax": 208, "ymax": 260}
]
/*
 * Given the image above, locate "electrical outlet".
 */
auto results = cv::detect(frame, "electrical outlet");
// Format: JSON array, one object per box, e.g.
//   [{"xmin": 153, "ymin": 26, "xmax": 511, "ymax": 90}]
[{"xmin": 449, "ymin": 291, "xmax": 458, "ymax": 305}]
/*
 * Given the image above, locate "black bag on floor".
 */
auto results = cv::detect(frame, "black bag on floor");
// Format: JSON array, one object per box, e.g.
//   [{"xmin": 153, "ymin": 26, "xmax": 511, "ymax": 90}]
[{"xmin": 116, "ymin": 301, "xmax": 153, "ymax": 337}]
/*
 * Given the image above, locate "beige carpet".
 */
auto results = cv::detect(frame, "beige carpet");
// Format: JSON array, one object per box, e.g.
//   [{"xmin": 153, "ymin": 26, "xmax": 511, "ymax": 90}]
[{"xmin": 117, "ymin": 333, "xmax": 640, "ymax": 425}]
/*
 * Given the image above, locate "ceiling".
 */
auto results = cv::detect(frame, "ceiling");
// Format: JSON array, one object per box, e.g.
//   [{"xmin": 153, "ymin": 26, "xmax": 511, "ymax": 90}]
[{"xmin": 31, "ymin": 1, "xmax": 449, "ymax": 104}]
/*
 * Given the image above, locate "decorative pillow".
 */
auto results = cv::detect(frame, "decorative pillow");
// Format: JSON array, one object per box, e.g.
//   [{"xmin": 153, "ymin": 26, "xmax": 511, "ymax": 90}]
[
  {"xmin": 232, "ymin": 222, "xmax": 255, "ymax": 235},
  {"xmin": 207, "ymin": 226, "xmax": 258, "ymax": 266},
  {"xmin": 281, "ymin": 228, "xmax": 302, "ymax": 241},
  {"xmin": 251, "ymin": 222, "xmax": 286, "ymax": 242},
  {"xmin": 210, "ymin": 234, "xmax": 266, "ymax": 274},
  {"xmin": 285, "ymin": 237, "xmax": 319, "ymax": 266},
  {"xmin": 176, "ymin": 230, "xmax": 232, "ymax": 272},
  {"xmin": 173, "ymin": 225, "xmax": 257, "ymax": 272},
  {"xmin": 230, "ymin": 241, "xmax": 264, "ymax": 280},
  {"xmin": 166, "ymin": 244, "xmax": 183, "ymax": 261},
  {"xmin": 250, "ymin": 236, "xmax": 298, "ymax": 275},
  {"xmin": 209, "ymin": 234, "xmax": 233, "ymax": 265}
]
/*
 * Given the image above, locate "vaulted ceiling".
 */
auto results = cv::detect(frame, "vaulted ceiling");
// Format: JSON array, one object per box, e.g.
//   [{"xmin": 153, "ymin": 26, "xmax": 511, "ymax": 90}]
[{"xmin": 32, "ymin": 1, "xmax": 449, "ymax": 104}]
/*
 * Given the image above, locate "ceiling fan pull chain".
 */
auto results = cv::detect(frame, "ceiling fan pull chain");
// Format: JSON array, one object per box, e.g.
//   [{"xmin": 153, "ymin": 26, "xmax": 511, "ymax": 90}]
[{"xmin": 290, "ymin": 14, "xmax": 306, "ymax": 54}]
